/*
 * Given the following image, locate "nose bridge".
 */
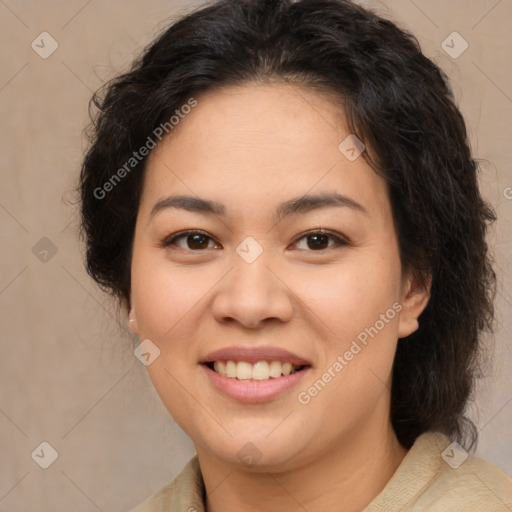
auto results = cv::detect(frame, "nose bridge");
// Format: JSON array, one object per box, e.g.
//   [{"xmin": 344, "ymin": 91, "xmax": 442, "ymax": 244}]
[
  {"xmin": 231, "ymin": 235, "xmax": 277, "ymax": 302},
  {"xmin": 211, "ymin": 236, "xmax": 293, "ymax": 327}
]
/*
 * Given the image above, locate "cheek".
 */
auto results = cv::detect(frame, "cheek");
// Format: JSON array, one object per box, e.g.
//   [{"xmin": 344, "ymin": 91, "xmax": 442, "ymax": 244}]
[
  {"xmin": 292, "ymin": 251, "xmax": 402, "ymax": 404},
  {"xmin": 132, "ymin": 243, "xmax": 402, "ymax": 348},
  {"xmin": 130, "ymin": 255, "xmax": 207, "ymax": 431},
  {"xmin": 288, "ymin": 253, "xmax": 402, "ymax": 341},
  {"xmin": 131, "ymin": 254, "xmax": 216, "ymax": 342}
]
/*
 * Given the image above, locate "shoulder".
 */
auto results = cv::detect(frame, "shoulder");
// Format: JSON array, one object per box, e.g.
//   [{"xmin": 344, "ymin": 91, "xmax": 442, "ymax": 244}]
[
  {"xmin": 128, "ymin": 455, "xmax": 205, "ymax": 512},
  {"xmin": 366, "ymin": 432, "xmax": 512, "ymax": 512}
]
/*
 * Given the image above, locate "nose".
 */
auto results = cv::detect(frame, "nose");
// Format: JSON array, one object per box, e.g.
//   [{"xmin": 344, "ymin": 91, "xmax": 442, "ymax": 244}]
[{"xmin": 211, "ymin": 247, "xmax": 294, "ymax": 329}]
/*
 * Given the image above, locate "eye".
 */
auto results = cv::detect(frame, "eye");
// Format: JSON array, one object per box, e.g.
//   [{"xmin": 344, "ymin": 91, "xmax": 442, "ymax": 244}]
[
  {"xmin": 292, "ymin": 229, "xmax": 349, "ymax": 251},
  {"xmin": 161, "ymin": 230, "xmax": 220, "ymax": 251},
  {"xmin": 161, "ymin": 229, "xmax": 348, "ymax": 252}
]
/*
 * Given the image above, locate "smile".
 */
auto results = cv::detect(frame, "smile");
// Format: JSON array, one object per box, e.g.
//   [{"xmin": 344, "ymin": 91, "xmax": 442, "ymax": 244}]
[
  {"xmin": 208, "ymin": 360, "xmax": 305, "ymax": 381},
  {"xmin": 200, "ymin": 346, "xmax": 312, "ymax": 402}
]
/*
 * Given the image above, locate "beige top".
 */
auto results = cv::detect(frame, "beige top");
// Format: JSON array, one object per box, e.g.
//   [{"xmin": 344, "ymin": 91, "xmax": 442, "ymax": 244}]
[{"xmin": 130, "ymin": 432, "xmax": 512, "ymax": 511}]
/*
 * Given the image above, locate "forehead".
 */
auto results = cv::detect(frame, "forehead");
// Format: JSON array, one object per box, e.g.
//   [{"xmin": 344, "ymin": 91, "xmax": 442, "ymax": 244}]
[
  {"xmin": 140, "ymin": 82, "xmax": 389, "ymax": 220},
  {"xmin": 155, "ymin": 82, "xmax": 347, "ymax": 157}
]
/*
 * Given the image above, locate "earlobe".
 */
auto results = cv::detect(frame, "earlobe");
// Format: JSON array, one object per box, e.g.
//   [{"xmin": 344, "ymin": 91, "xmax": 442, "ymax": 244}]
[
  {"xmin": 397, "ymin": 272, "xmax": 431, "ymax": 339},
  {"xmin": 128, "ymin": 306, "xmax": 139, "ymax": 334}
]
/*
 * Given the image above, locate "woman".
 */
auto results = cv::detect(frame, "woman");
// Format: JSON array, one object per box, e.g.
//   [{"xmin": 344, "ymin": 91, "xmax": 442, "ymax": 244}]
[{"xmin": 79, "ymin": 0, "xmax": 512, "ymax": 510}]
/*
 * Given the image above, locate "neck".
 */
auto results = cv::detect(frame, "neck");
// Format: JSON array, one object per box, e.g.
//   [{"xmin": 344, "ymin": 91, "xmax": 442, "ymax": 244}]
[{"xmin": 197, "ymin": 422, "xmax": 408, "ymax": 512}]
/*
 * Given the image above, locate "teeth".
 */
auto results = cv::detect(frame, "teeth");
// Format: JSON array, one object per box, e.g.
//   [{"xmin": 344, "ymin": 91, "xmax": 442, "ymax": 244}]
[
  {"xmin": 225, "ymin": 360, "xmax": 237, "ymax": 378},
  {"xmin": 211, "ymin": 360, "xmax": 303, "ymax": 380},
  {"xmin": 236, "ymin": 361, "xmax": 253, "ymax": 380},
  {"xmin": 282, "ymin": 362, "xmax": 292, "ymax": 376},
  {"xmin": 213, "ymin": 361, "xmax": 225, "ymax": 375},
  {"xmin": 269, "ymin": 360, "xmax": 282, "ymax": 378},
  {"xmin": 252, "ymin": 361, "xmax": 269, "ymax": 381}
]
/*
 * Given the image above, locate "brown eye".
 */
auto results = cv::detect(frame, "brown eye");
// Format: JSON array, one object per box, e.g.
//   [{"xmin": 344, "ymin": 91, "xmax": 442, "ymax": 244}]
[
  {"xmin": 293, "ymin": 230, "xmax": 348, "ymax": 251},
  {"xmin": 162, "ymin": 230, "xmax": 219, "ymax": 251},
  {"xmin": 305, "ymin": 233, "xmax": 330, "ymax": 250},
  {"xmin": 184, "ymin": 233, "xmax": 211, "ymax": 250}
]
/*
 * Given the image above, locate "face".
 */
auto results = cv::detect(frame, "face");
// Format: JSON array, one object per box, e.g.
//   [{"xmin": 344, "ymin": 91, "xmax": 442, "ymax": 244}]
[{"xmin": 128, "ymin": 83, "xmax": 428, "ymax": 471}]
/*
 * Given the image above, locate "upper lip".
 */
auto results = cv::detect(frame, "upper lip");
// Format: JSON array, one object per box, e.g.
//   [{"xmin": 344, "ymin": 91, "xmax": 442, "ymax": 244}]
[{"xmin": 200, "ymin": 346, "xmax": 311, "ymax": 366}]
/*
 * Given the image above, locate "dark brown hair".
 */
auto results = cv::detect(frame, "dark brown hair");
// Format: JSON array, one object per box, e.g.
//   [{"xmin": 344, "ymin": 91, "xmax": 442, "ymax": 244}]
[{"xmin": 79, "ymin": 0, "xmax": 496, "ymax": 450}]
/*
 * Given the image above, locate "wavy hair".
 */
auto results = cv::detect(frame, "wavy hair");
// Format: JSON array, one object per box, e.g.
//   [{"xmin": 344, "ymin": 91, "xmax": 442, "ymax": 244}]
[{"xmin": 79, "ymin": 0, "xmax": 496, "ymax": 450}]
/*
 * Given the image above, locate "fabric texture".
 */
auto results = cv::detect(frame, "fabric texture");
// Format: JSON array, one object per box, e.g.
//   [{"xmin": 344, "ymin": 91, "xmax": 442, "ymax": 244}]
[{"xmin": 130, "ymin": 431, "xmax": 512, "ymax": 511}]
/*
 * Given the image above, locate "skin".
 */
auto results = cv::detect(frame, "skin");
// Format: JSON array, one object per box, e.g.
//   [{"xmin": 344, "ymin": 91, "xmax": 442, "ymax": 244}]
[{"xmin": 128, "ymin": 82, "xmax": 430, "ymax": 512}]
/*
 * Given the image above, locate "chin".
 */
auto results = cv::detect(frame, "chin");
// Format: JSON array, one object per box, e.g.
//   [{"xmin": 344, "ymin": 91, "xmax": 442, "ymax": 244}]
[{"xmin": 196, "ymin": 425, "xmax": 315, "ymax": 472}]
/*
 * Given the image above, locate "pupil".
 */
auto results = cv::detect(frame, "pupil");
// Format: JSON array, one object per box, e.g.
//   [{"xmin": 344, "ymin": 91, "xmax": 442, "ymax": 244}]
[
  {"xmin": 189, "ymin": 234, "xmax": 209, "ymax": 249},
  {"xmin": 308, "ymin": 234, "xmax": 328, "ymax": 250},
  {"xmin": 185, "ymin": 234, "xmax": 328, "ymax": 250}
]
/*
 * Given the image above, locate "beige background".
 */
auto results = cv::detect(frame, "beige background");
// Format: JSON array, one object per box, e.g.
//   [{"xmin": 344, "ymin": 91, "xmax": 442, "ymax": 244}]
[{"xmin": 0, "ymin": 0, "xmax": 511, "ymax": 510}]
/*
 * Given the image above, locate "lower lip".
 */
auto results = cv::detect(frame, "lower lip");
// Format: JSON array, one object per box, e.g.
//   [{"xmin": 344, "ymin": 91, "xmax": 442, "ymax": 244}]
[{"xmin": 202, "ymin": 364, "xmax": 310, "ymax": 403}]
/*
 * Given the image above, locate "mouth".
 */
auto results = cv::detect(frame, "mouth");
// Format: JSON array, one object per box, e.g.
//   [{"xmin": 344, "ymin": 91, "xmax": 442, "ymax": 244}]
[
  {"xmin": 199, "ymin": 346, "xmax": 312, "ymax": 402},
  {"xmin": 204, "ymin": 360, "xmax": 308, "ymax": 381}
]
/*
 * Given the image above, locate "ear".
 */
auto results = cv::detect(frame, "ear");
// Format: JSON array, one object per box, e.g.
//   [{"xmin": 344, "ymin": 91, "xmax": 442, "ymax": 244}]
[
  {"xmin": 128, "ymin": 303, "xmax": 139, "ymax": 334},
  {"xmin": 397, "ymin": 271, "xmax": 431, "ymax": 339}
]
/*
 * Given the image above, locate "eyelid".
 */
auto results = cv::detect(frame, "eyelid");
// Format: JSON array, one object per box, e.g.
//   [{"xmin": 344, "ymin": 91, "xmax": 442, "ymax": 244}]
[
  {"xmin": 291, "ymin": 228, "xmax": 349, "ymax": 249},
  {"xmin": 160, "ymin": 229, "xmax": 219, "ymax": 249},
  {"xmin": 160, "ymin": 228, "xmax": 349, "ymax": 251}
]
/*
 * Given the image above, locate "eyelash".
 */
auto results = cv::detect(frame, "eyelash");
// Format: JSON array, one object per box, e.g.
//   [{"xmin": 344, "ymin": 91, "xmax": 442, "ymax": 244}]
[{"xmin": 160, "ymin": 229, "xmax": 349, "ymax": 252}]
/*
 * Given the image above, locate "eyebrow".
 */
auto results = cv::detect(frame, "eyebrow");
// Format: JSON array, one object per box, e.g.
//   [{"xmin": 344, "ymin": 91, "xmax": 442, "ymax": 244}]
[{"xmin": 150, "ymin": 191, "xmax": 367, "ymax": 222}]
